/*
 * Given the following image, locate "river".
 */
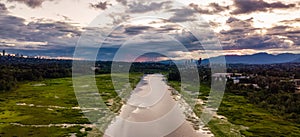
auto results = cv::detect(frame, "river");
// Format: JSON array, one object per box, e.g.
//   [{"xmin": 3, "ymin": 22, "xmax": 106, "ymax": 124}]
[{"xmin": 103, "ymin": 74, "xmax": 213, "ymax": 137}]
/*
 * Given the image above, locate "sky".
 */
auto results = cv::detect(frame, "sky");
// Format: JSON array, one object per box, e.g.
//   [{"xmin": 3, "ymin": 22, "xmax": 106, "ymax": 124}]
[{"xmin": 0, "ymin": 0, "xmax": 299, "ymax": 61}]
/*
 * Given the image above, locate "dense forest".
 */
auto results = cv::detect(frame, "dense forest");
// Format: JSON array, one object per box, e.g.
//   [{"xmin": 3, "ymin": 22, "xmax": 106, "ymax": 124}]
[
  {"xmin": 0, "ymin": 57, "xmax": 172, "ymax": 92},
  {"xmin": 0, "ymin": 57, "xmax": 73, "ymax": 91}
]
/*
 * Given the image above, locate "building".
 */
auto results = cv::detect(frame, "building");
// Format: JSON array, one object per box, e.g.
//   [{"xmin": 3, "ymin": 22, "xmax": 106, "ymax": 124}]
[
  {"xmin": 294, "ymin": 79, "xmax": 300, "ymax": 86},
  {"xmin": 293, "ymin": 79, "xmax": 300, "ymax": 93},
  {"xmin": 212, "ymin": 73, "xmax": 232, "ymax": 81}
]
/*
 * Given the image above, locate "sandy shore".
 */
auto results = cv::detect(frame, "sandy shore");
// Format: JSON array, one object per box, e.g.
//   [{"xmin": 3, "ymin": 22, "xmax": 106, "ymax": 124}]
[{"xmin": 103, "ymin": 74, "xmax": 212, "ymax": 137}]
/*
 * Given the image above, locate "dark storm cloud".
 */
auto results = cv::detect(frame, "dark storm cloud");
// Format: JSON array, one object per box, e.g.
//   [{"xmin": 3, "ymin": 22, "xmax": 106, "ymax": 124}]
[
  {"xmin": 128, "ymin": 1, "xmax": 171, "ymax": 13},
  {"xmin": 7, "ymin": 0, "xmax": 54, "ymax": 8},
  {"xmin": 231, "ymin": 0, "xmax": 296, "ymax": 14},
  {"xmin": 189, "ymin": 3, "xmax": 229, "ymax": 14},
  {"xmin": 90, "ymin": 1, "xmax": 111, "ymax": 10}
]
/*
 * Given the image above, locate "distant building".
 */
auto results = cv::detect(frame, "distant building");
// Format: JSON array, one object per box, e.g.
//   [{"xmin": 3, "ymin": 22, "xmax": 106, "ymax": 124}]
[
  {"xmin": 212, "ymin": 73, "xmax": 231, "ymax": 81},
  {"xmin": 197, "ymin": 58, "xmax": 202, "ymax": 65},
  {"xmin": 233, "ymin": 79, "xmax": 240, "ymax": 84},
  {"xmin": 212, "ymin": 73, "xmax": 232, "ymax": 78},
  {"xmin": 2, "ymin": 50, "xmax": 5, "ymax": 56},
  {"xmin": 294, "ymin": 79, "xmax": 300, "ymax": 86},
  {"xmin": 212, "ymin": 73, "xmax": 250, "ymax": 84},
  {"xmin": 293, "ymin": 79, "xmax": 300, "ymax": 93}
]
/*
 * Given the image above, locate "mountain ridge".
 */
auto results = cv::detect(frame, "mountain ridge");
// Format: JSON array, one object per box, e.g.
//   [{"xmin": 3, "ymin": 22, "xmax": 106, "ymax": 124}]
[
  {"xmin": 202, "ymin": 52, "xmax": 300, "ymax": 64},
  {"xmin": 157, "ymin": 53, "xmax": 300, "ymax": 65}
]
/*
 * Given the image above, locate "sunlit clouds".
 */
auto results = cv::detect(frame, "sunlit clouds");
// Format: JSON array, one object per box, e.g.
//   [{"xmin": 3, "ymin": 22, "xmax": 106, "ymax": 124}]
[{"xmin": 0, "ymin": 0, "xmax": 299, "ymax": 60}]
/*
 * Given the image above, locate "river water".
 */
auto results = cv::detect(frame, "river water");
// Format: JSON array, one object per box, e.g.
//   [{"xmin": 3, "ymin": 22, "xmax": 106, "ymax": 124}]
[{"xmin": 104, "ymin": 74, "xmax": 212, "ymax": 137}]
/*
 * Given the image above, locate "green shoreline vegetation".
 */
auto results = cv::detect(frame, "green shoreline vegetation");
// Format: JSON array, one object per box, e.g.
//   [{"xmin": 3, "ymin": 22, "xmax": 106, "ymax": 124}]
[
  {"xmin": 1, "ymin": 73, "xmax": 300, "ymax": 137},
  {"xmin": 0, "ymin": 73, "xmax": 142, "ymax": 137},
  {"xmin": 1, "ymin": 59, "xmax": 300, "ymax": 137},
  {"xmin": 167, "ymin": 63, "xmax": 300, "ymax": 137},
  {"xmin": 168, "ymin": 81, "xmax": 300, "ymax": 136}
]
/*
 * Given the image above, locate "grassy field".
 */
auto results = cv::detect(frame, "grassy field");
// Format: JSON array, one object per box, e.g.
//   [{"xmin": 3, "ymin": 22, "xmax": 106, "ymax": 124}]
[
  {"xmin": 218, "ymin": 93, "xmax": 300, "ymax": 137},
  {"xmin": 0, "ymin": 73, "xmax": 142, "ymax": 137},
  {"xmin": 168, "ymin": 80, "xmax": 300, "ymax": 137}
]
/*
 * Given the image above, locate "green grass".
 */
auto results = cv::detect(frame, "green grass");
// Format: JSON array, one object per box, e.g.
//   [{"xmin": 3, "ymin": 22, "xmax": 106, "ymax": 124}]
[
  {"xmin": 0, "ymin": 124, "xmax": 87, "ymax": 137},
  {"xmin": 218, "ymin": 93, "xmax": 300, "ymax": 137},
  {"xmin": 168, "ymin": 81, "xmax": 211, "ymax": 100},
  {"xmin": 0, "ymin": 73, "xmax": 143, "ymax": 137},
  {"xmin": 168, "ymin": 80, "xmax": 300, "ymax": 137},
  {"xmin": 207, "ymin": 118, "xmax": 245, "ymax": 137}
]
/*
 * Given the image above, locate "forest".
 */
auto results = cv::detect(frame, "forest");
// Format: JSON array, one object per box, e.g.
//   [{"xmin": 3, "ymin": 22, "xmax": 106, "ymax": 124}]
[
  {"xmin": 0, "ymin": 57, "xmax": 172, "ymax": 92},
  {"xmin": 226, "ymin": 63, "xmax": 300, "ymax": 123},
  {"xmin": 0, "ymin": 59, "xmax": 72, "ymax": 91}
]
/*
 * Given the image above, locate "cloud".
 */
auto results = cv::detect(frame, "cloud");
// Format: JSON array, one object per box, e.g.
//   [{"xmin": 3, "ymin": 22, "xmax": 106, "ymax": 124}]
[
  {"xmin": 80, "ymin": 20, "xmax": 205, "ymax": 61},
  {"xmin": 189, "ymin": 3, "xmax": 229, "ymax": 14},
  {"xmin": 280, "ymin": 18, "xmax": 300, "ymax": 24},
  {"xmin": 209, "ymin": 3, "xmax": 230, "ymax": 12},
  {"xmin": 225, "ymin": 36, "xmax": 292, "ymax": 50},
  {"xmin": 127, "ymin": 1, "xmax": 171, "ymax": 13},
  {"xmin": 116, "ymin": 0, "xmax": 127, "ymax": 6},
  {"xmin": 266, "ymin": 25, "xmax": 300, "ymax": 46},
  {"xmin": 90, "ymin": 1, "xmax": 111, "ymax": 10},
  {"xmin": 158, "ymin": 24, "xmax": 180, "ymax": 32},
  {"xmin": 277, "ymin": 18, "xmax": 300, "ymax": 46},
  {"xmin": 220, "ymin": 17, "xmax": 257, "ymax": 39},
  {"xmin": 124, "ymin": 26, "xmax": 153, "ymax": 35},
  {"xmin": 7, "ymin": 0, "xmax": 54, "ymax": 8},
  {"xmin": 218, "ymin": 17, "xmax": 294, "ymax": 50},
  {"xmin": 168, "ymin": 8, "xmax": 197, "ymax": 22},
  {"xmin": 231, "ymin": 0, "xmax": 296, "ymax": 14},
  {"xmin": 0, "ymin": 10, "xmax": 81, "ymax": 54},
  {"xmin": 0, "ymin": 3, "xmax": 7, "ymax": 11}
]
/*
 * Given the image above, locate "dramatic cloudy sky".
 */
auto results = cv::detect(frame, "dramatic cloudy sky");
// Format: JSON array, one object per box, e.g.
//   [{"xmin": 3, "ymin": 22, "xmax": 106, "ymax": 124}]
[{"xmin": 0, "ymin": 0, "xmax": 299, "ymax": 60}]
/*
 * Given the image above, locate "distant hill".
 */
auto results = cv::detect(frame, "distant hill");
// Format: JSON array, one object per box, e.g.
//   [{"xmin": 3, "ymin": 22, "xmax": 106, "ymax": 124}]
[
  {"xmin": 157, "ymin": 53, "xmax": 300, "ymax": 65},
  {"xmin": 202, "ymin": 53, "xmax": 300, "ymax": 64},
  {"xmin": 291, "ymin": 57, "xmax": 300, "ymax": 63}
]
